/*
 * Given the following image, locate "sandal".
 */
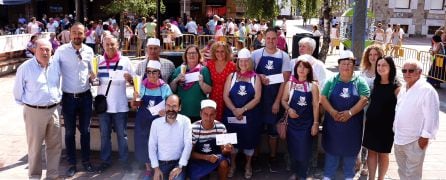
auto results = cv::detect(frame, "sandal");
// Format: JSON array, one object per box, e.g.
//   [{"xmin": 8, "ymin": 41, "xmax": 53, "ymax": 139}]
[
  {"xmin": 228, "ymin": 164, "xmax": 236, "ymax": 178},
  {"xmin": 244, "ymin": 166, "xmax": 252, "ymax": 179},
  {"xmin": 360, "ymin": 168, "xmax": 369, "ymax": 176}
]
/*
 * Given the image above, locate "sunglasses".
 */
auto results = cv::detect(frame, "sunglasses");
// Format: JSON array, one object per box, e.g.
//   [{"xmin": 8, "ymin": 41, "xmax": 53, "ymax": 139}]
[
  {"xmin": 76, "ymin": 50, "xmax": 82, "ymax": 61},
  {"xmin": 146, "ymin": 70, "xmax": 160, "ymax": 75},
  {"xmin": 402, "ymin": 69, "xmax": 417, "ymax": 74}
]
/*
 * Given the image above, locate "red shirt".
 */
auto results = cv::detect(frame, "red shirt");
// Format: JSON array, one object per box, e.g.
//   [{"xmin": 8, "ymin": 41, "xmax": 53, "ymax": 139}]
[{"xmin": 207, "ymin": 60, "xmax": 236, "ymax": 121}]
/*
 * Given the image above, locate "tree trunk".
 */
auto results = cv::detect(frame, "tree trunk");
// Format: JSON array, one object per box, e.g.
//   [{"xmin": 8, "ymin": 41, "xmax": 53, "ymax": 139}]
[
  {"xmin": 318, "ymin": 0, "xmax": 331, "ymax": 63},
  {"xmin": 352, "ymin": 0, "xmax": 366, "ymax": 65}
]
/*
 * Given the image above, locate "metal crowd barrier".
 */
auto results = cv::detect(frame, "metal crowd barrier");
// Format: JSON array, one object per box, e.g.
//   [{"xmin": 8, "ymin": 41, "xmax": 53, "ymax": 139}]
[{"xmin": 427, "ymin": 54, "xmax": 446, "ymax": 82}]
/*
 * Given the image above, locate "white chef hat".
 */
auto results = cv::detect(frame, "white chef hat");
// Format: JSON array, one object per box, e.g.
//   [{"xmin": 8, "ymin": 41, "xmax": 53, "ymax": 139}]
[
  {"xmin": 237, "ymin": 48, "xmax": 251, "ymax": 59},
  {"xmin": 146, "ymin": 38, "xmax": 161, "ymax": 47},
  {"xmin": 146, "ymin": 60, "xmax": 161, "ymax": 70},
  {"xmin": 201, "ymin": 99, "xmax": 217, "ymax": 110}
]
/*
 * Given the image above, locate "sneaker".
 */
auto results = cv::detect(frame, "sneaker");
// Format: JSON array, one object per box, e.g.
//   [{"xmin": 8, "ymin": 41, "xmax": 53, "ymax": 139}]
[
  {"xmin": 97, "ymin": 163, "xmax": 110, "ymax": 173},
  {"xmin": 82, "ymin": 162, "xmax": 96, "ymax": 173},
  {"xmin": 268, "ymin": 157, "xmax": 280, "ymax": 173},
  {"xmin": 244, "ymin": 166, "xmax": 253, "ymax": 179},
  {"xmin": 66, "ymin": 165, "xmax": 77, "ymax": 177}
]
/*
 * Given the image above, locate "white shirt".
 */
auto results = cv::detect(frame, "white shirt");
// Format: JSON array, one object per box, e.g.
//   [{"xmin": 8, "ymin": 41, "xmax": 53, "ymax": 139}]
[
  {"xmin": 290, "ymin": 57, "xmax": 327, "ymax": 90},
  {"xmin": 394, "ymin": 79, "xmax": 440, "ymax": 145},
  {"xmin": 47, "ymin": 23, "xmax": 56, "ymax": 33},
  {"xmin": 385, "ymin": 28, "xmax": 393, "ymax": 43},
  {"xmin": 185, "ymin": 21, "xmax": 198, "ymax": 34},
  {"xmin": 170, "ymin": 24, "xmax": 183, "ymax": 38},
  {"xmin": 149, "ymin": 114, "xmax": 192, "ymax": 168},
  {"xmin": 97, "ymin": 55, "xmax": 134, "ymax": 113}
]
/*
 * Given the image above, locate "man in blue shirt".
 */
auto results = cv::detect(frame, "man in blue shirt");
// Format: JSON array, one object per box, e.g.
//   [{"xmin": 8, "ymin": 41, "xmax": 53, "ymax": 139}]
[
  {"xmin": 52, "ymin": 22, "xmax": 96, "ymax": 176},
  {"xmin": 13, "ymin": 39, "xmax": 62, "ymax": 179},
  {"xmin": 149, "ymin": 94, "xmax": 192, "ymax": 180}
]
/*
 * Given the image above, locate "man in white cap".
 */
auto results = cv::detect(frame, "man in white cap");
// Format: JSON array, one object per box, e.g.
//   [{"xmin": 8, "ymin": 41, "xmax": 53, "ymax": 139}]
[
  {"xmin": 135, "ymin": 38, "xmax": 175, "ymax": 82},
  {"xmin": 149, "ymin": 94, "xmax": 191, "ymax": 180},
  {"xmin": 188, "ymin": 99, "xmax": 232, "ymax": 180}
]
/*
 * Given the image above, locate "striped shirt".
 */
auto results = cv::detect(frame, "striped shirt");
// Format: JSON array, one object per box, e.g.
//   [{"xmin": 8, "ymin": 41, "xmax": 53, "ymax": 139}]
[{"xmin": 192, "ymin": 120, "xmax": 227, "ymax": 145}]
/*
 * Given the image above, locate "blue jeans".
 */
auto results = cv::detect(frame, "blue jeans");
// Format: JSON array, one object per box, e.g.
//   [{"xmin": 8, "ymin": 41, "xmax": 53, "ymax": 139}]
[
  {"xmin": 323, "ymin": 153, "xmax": 356, "ymax": 179},
  {"xmin": 62, "ymin": 91, "xmax": 93, "ymax": 165},
  {"xmin": 99, "ymin": 112, "xmax": 129, "ymax": 164},
  {"xmin": 143, "ymin": 160, "xmax": 185, "ymax": 180}
]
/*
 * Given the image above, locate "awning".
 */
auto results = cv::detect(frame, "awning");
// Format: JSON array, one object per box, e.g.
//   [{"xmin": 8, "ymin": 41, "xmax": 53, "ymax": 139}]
[{"xmin": 0, "ymin": 0, "xmax": 31, "ymax": 5}]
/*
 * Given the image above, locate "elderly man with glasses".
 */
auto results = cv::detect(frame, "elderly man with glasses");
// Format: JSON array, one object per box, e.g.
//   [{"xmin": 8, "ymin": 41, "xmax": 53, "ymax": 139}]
[{"xmin": 393, "ymin": 59, "xmax": 439, "ymax": 180}]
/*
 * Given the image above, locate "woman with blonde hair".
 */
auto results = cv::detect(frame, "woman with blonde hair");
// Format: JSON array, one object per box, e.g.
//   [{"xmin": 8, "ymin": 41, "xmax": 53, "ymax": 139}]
[
  {"xmin": 223, "ymin": 48, "xmax": 261, "ymax": 179},
  {"xmin": 207, "ymin": 41, "xmax": 236, "ymax": 121},
  {"xmin": 360, "ymin": 45, "xmax": 384, "ymax": 90}
]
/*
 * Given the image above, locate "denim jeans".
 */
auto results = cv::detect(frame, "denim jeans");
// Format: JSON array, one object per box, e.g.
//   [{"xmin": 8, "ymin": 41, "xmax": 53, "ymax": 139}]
[
  {"xmin": 99, "ymin": 112, "xmax": 129, "ymax": 164},
  {"xmin": 62, "ymin": 91, "xmax": 92, "ymax": 165},
  {"xmin": 143, "ymin": 160, "xmax": 185, "ymax": 180},
  {"xmin": 323, "ymin": 153, "xmax": 356, "ymax": 179}
]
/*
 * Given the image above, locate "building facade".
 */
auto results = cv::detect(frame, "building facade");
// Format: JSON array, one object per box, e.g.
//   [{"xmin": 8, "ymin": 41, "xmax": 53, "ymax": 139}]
[{"xmin": 371, "ymin": 0, "xmax": 446, "ymax": 36}]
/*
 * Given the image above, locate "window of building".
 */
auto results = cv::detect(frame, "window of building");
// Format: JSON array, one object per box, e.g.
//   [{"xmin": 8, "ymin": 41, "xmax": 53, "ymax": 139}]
[
  {"xmin": 430, "ymin": 0, "xmax": 445, "ymax": 10},
  {"xmin": 395, "ymin": 0, "xmax": 411, "ymax": 9},
  {"xmin": 428, "ymin": 26, "xmax": 441, "ymax": 34}
]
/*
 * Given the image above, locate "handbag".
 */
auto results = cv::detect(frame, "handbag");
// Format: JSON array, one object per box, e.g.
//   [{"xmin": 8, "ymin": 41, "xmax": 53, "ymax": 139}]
[
  {"xmin": 94, "ymin": 60, "xmax": 119, "ymax": 113},
  {"xmin": 276, "ymin": 82, "xmax": 294, "ymax": 140}
]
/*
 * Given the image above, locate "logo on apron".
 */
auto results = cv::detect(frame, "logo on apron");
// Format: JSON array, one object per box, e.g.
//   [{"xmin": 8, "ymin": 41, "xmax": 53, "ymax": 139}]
[
  {"xmin": 265, "ymin": 60, "xmax": 274, "ymax": 70},
  {"xmin": 201, "ymin": 144, "xmax": 212, "ymax": 153},
  {"xmin": 297, "ymin": 96, "xmax": 307, "ymax": 106},
  {"xmin": 340, "ymin": 88, "xmax": 350, "ymax": 98},
  {"xmin": 149, "ymin": 100, "xmax": 155, "ymax": 107},
  {"xmin": 238, "ymin": 85, "xmax": 247, "ymax": 96}
]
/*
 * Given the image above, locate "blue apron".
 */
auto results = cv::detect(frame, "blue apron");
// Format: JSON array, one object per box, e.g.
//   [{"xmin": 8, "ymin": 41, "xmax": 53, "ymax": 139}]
[
  {"xmin": 255, "ymin": 49, "xmax": 284, "ymax": 124},
  {"xmin": 134, "ymin": 88, "xmax": 163, "ymax": 164},
  {"xmin": 322, "ymin": 80, "xmax": 363, "ymax": 156},
  {"xmin": 223, "ymin": 75, "xmax": 261, "ymax": 149},
  {"xmin": 188, "ymin": 124, "xmax": 229, "ymax": 180},
  {"xmin": 286, "ymin": 82, "xmax": 313, "ymax": 161}
]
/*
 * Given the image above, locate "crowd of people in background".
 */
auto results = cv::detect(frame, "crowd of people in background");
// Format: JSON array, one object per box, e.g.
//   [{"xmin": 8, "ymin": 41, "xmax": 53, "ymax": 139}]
[{"xmin": 10, "ymin": 12, "xmax": 443, "ymax": 180}]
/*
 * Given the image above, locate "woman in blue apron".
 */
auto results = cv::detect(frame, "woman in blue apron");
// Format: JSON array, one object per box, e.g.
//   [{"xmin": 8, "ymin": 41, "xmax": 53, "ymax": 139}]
[
  {"xmin": 188, "ymin": 100, "xmax": 232, "ymax": 180},
  {"xmin": 281, "ymin": 60, "xmax": 319, "ymax": 179},
  {"xmin": 132, "ymin": 60, "xmax": 172, "ymax": 179},
  {"xmin": 320, "ymin": 51, "xmax": 370, "ymax": 180},
  {"xmin": 253, "ymin": 30, "xmax": 291, "ymax": 165},
  {"xmin": 222, "ymin": 48, "xmax": 261, "ymax": 179}
]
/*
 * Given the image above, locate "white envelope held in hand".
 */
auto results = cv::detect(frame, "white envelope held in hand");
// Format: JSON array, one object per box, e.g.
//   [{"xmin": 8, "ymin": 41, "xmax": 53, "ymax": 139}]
[
  {"xmin": 185, "ymin": 72, "xmax": 200, "ymax": 83},
  {"xmin": 267, "ymin": 73, "xmax": 284, "ymax": 85},
  {"xmin": 216, "ymin": 133, "xmax": 238, "ymax": 145},
  {"xmin": 147, "ymin": 100, "xmax": 165, "ymax": 116},
  {"xmin": 109, "ymin": 70, "xmax": 126, "ymax": 81},
  {"xmin": 227, "ymin": 116, "xmax": 247, "ymax": 124}
]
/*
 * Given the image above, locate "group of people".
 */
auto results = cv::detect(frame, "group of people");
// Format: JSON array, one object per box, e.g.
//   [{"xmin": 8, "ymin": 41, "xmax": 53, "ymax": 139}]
[{"xmin": 13, "ymin": 19, "xmax": 440, "ymax": 180}]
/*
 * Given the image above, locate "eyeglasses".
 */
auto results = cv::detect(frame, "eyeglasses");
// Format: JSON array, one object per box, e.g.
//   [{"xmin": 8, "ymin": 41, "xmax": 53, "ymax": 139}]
[
  {"xmin": 146, "ymin": 70, "xmax": 160, "ymax": 75},
  {"xmin": 402, "ymin": 69, "xmax": 417, "ymax": 74},
  {"xmin": 76, "ymin": 50, "xmax": 82, "ymax": 61},
  {"xmin": 186, "ymin": 52, "xmax": 198, "ymax": 55}
]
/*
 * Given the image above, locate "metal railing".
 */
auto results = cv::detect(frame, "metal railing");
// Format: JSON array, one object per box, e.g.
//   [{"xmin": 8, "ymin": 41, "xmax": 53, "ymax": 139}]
[{"xmin": 384, "ymin": 44, "xmax": 445, "ymax": 82}]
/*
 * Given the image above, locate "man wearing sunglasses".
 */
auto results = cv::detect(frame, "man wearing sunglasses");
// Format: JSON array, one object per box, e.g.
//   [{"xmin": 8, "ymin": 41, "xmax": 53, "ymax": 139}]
[
  {"xmin": 53, "ymin": 22, "xmax": 96, "ymax": 176},
  {"xmin": 135, "ymin": 38, "xmax": 175, "ymax": 82},
  {"xmin": 394, "ymin": 59, "xmax": 439, "ymax": 179}
]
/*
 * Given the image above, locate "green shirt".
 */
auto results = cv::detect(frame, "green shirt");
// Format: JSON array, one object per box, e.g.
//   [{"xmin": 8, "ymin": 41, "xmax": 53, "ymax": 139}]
[
  {"xmin": 321, "ymin": 73, "xmax": 370, "ymax": 98},
  {"xmin": 170, "ymin": 66, "xmax": 212, "ymax": 118},
  {"xmin": 145, "ymin": 22, "xmax": 157, "ymax": 38}
]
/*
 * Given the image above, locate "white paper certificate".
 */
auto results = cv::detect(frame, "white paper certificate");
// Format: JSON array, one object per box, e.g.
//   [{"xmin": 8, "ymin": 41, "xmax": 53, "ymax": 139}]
[
  {"xmin": 267, "ymin": 73, "xmax": 284, "ymax": 85},
  {"xmin": 227, "ymin": 116, "xmax": 247, "ymax": 124},
  {"xmin": 216, "ymin": 133, "xmax": 238, "ymax": 145},
  {"xmin": 109, "ymin": 70, "xmax": 126, "ymax": 81},
  {"xmin": 147, "ymin": 100, "xmax": 165, "ymax": 116},
  {"xmin": 184, "ymin": 72, "xmax": 200, "ymax": 83}
]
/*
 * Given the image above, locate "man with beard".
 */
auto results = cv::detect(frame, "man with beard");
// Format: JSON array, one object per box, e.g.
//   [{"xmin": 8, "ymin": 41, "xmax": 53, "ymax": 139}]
[
  {"xmin": 135, "ymin": 38, "xmax": 175, "ymax": 82},
  {"xmin": 53, "ymin": 22, "xmax": 96, "ymax": 177},
  {"xmin": 148, "ymin": 94, "xmax": 192, "ymax": 180}
]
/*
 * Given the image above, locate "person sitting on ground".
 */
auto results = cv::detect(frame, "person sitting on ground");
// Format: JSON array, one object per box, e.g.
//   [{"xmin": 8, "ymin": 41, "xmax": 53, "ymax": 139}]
[{"xmin": 188, "ymin": 99, "xmax": 233, "ymax": 180}]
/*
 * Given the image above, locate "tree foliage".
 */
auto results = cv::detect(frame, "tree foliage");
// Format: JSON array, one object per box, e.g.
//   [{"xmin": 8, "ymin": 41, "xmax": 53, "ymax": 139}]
[
  {"xmin": 290, "ymin": 0, "xmax": 320, "ymax": 19},
  {"xmin": 236, "ymin": 0, "xmax": 280, "ymax": 20},
  {"xmin": 101, "ymin": 0, "xmax": 166, "ymax": 17}
]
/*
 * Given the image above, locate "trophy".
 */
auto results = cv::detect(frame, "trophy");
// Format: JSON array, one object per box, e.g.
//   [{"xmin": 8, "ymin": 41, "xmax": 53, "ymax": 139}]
[
  {"xmin": 133, "ymin": 75, "xmax": 142, "ymax": 107},
  {"xmin": 91, "ymin": 55, "xmax": 100, "ymax": 86}
]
